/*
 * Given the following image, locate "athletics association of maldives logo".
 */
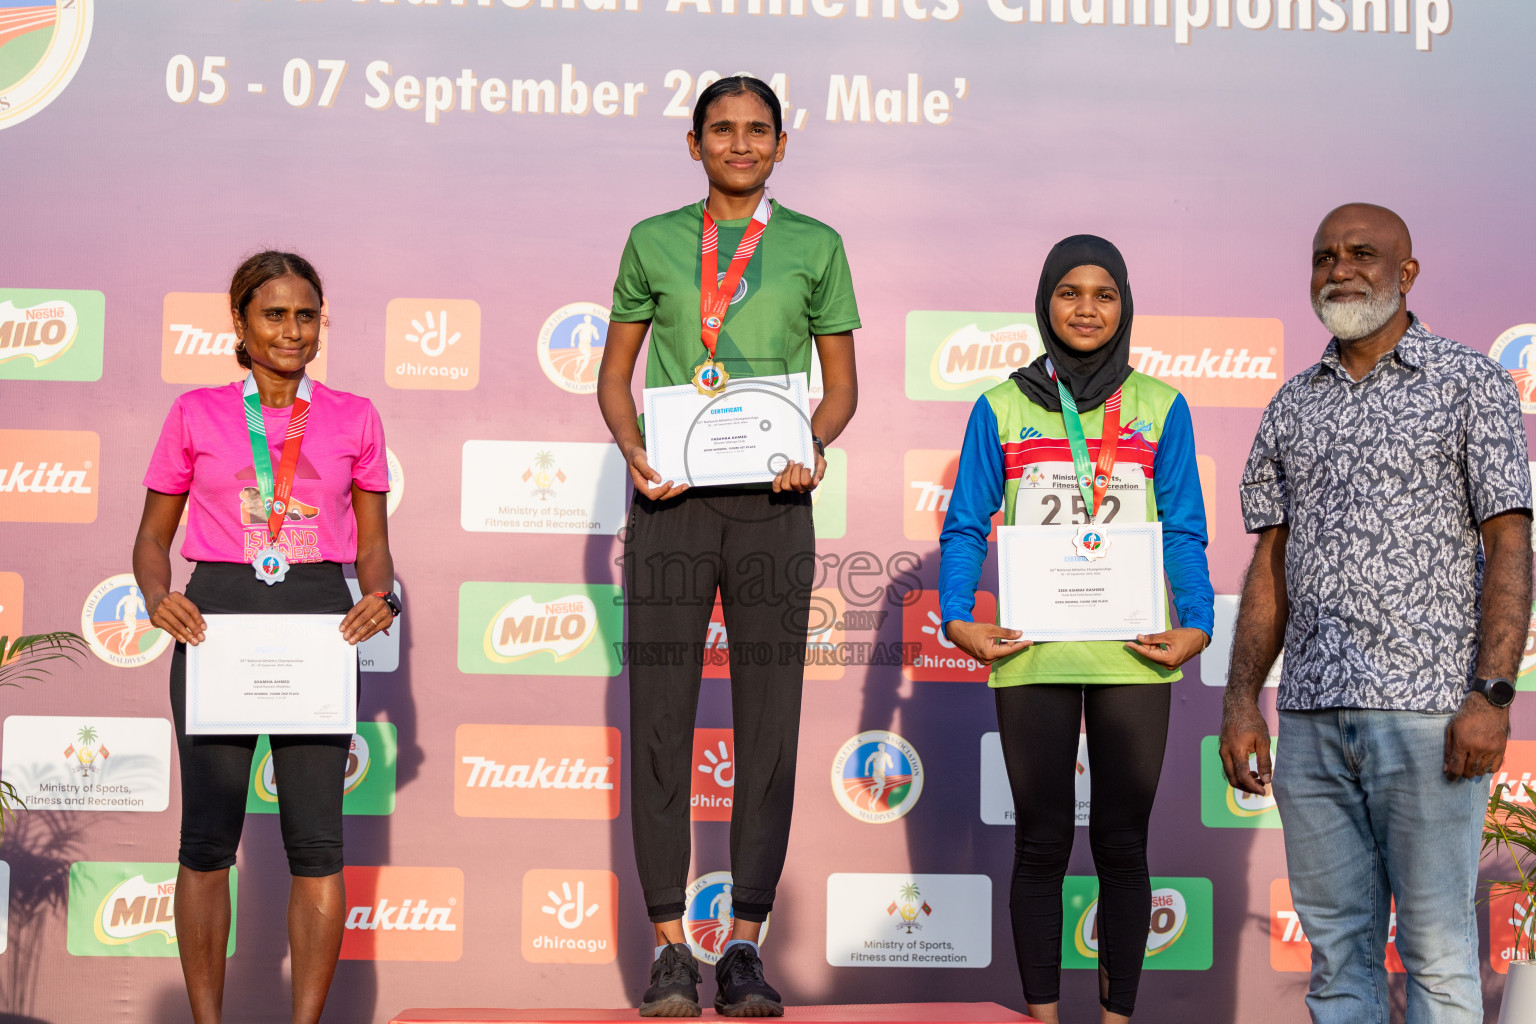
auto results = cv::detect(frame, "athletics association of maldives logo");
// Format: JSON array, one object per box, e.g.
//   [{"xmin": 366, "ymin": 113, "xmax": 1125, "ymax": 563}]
[
  {"xmin": 0, "ymin": 0, "xmax": 93, "ymax": 132},
  {"xmin": 1491, "ymin": 324, "xmax": 1536, "ymax": 415},
  {"xmin": 81, "ymin": 574, "xmax": 171, "ymax": 669},
  {"xmin": 832, "ymin": 730, "xmax": 924, "ymax": 824},
  {"xmin": 538, "ymin": 302, "xmax": 609, "ymax": 395},
  {"xmin": 683, "ymin": 871, "xmax": 769, "ymax": 966}
]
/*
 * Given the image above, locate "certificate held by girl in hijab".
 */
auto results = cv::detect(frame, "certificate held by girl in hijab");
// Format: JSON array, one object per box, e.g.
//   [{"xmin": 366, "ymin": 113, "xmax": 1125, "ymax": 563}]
[{"xmin": 996, "ymin": 522, "xmax": 1166, "ymax": 642}]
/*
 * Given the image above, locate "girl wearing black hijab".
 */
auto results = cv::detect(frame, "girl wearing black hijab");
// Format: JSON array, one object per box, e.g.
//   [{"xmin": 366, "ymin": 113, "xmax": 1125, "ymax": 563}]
[{"xmin": 937, "ymin": 236, "xmax": 1214, "ymax": 1023}]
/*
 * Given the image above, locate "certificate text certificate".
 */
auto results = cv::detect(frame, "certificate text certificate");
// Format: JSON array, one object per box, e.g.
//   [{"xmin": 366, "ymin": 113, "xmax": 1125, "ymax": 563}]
[
  {"xmin": 996, "ymin": 523, "xmax": 1167, "ymax": 642},
  {"xmin": 643, "ymin": 373, "xmax": 815, "ymax": 487},
  {"xmin": 187, "ymin": 614, "xmax": 357, "ymax": 735}
]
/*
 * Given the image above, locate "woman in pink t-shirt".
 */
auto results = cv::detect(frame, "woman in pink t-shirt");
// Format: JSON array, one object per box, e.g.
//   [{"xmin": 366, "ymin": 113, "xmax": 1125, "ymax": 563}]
[{"xmin": 132, "ymin": 251, "xmax": 397, "ymax": 1024}]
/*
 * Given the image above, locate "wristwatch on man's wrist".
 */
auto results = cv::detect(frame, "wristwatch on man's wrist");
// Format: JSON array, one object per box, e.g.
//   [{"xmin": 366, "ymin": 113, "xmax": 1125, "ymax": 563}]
[
  {"xmin": 812, "ymin": 435, "xmax": 826, "ymax": 458},
  {"xmin": 1471, "ymin": 676, "xmax": 1516, "ymax": 708},
  {"xmin": 373, "ymin": 590, "xmax": 403, "ymax": 618}
]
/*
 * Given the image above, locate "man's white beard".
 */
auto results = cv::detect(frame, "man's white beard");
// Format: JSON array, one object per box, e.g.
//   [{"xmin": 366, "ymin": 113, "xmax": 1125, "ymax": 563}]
[{"xmin": 1312, "ymin": 280, "xmax": 1402, "ymax": 341}]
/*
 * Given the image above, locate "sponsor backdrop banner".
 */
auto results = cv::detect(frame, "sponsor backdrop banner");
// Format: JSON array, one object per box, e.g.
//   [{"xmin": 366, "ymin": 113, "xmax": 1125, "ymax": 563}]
[{"xmin": 1, "ymin": 2, "xmax": 1533, "ymax": 1022}]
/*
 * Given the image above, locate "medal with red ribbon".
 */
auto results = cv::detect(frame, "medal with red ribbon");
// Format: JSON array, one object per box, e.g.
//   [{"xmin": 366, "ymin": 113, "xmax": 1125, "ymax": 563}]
[
  {"xmin": 242, "ymin": 373, "xmax": 313, "ymax": 585},
  {"xmin": 694, "ymin": 195, "xmax": 771, "ymax": 396},
  {"xmin": 1055, "ymin": 372, "xmax": 1121, "ymax": 560}
]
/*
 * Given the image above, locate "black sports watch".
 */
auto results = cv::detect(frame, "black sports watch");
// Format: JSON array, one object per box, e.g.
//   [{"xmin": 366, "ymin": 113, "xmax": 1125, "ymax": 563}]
[
  {"xmin": 372, "ymin": 590, "xmax": 403, "ymax": 618},
  {"xmin": 812, "ymin": 435, "xmax": 826, "ymax": 458},
  {"xmin": 1471, "ymin": 676, "xmax": 1516, "ymax": 708}
]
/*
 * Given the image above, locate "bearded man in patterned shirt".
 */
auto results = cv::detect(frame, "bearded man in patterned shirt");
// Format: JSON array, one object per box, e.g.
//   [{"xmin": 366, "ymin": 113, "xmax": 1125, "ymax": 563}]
[{"xmin": 1221, "ymin": 203, "xmax": 1532, "ymax": 1024}]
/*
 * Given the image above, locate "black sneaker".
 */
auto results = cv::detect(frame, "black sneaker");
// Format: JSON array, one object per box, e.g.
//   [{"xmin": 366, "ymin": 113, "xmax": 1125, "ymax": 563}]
[
  {"xmin": 639, "ymin": 942, "xmax": 702, "ymax": 1017},
  {"xmin": 713, "ymin": 943, "xmax": 784, "ymax": 1017}
]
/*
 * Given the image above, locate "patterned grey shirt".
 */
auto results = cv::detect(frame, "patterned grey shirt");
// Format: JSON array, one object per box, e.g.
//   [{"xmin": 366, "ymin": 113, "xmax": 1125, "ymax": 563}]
[{"xmin": 1240, "ymin": 316, "xmax": 1532, "ymax": 712}]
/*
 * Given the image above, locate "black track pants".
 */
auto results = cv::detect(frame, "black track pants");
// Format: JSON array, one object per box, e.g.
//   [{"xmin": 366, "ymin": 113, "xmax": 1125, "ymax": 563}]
[{"xmin": 624, "ymin": 487, "xmax": 813, "ymax": 923}]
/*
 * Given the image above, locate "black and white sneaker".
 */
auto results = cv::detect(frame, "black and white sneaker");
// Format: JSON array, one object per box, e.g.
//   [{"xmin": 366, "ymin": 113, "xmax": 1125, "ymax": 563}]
[
  {"xmin": 639, "ymin": 943, "xmax": 702, "ymax": 1017},
  {"xmin": 713, "ymin": 943, "xmax": 784, "ymax": 1017}
]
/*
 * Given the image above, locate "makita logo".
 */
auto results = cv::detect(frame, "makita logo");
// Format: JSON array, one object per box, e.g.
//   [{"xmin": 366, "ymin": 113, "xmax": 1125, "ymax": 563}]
[
  {"xmin": 0, "ymin": 461, "xmax": 92, "ymax": 494},
  {"xmin": 454, "ymin": 725, "xmax": 621, "ymax": 820},
  {"xmin": 0, "ymin": 300, "xmax": 77, "ymax": 367},
  {"xmin": 460, "ymin": 755, "xmax": 614, "ymax": 790},
  {"xmin": 1131, "ymin": 346, "xmax": 1277, "ymax": 380},
  {"xmin": 934, "ymin": 323, "xmax": 1039, "ymax": 387},
  {"xmin": 909, "ymin": 480, "xmax": 952, "ymax": 513},
  {"xmin": 166, "ymin": 323, "xmax": 237, "ymax": 357},
  {"xmin": 339, "ymin": 866, "xmax": 464, "ymax": 961},
  {"xmin": 345, "ymin": 898, "xmax": 457, "ymax": 932}
]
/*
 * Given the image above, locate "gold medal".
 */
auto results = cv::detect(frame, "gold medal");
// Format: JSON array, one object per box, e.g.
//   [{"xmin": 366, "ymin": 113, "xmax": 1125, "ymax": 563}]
[{"xmin": 692, "ymin": 359, "xmax": 730, "ymax": 397}]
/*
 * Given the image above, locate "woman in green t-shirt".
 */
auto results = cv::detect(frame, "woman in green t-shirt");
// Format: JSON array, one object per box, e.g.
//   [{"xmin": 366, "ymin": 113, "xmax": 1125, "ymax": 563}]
[{"xmin": 597, "ymin": 75, "xmax": 860, "ymax": 1019}]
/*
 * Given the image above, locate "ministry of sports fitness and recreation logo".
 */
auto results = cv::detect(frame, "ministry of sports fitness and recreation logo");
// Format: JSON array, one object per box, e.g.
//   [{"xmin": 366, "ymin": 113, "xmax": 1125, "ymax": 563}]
[
  {"xmin": 523, "ymin": 449, "xmax": 567, "ymax": 502},
  {"xmin": 1, "ymin": 715, "xmax": 172, "ymax": 813},
  {"xmin": 0, "ymin": 0, "xmax": 92, "ymax": 132},
  {"xmin": 683, "ymin": 871, "xmax": 769, "ymax": 966},
  {"xmin": 0, "ymin": 289, "xmax": 104, "ymax": 381},
  {"xmin": 1491, "ymin": 324, "xmax": 1536, "ymax": 414},
  {"xmin": 832, "ymin": 730, "xmax": 924, "ymax": 823},
  {"xmin": 81, "ymin": 574, "xmax": 170, "ymax": 669},
  {"xmin": 538, "ymin": 302, "xmax": 608, "ymax": 395},
  {"xmin": 888, "ymin": 882, "xmax": 932, "ymax": 934}
]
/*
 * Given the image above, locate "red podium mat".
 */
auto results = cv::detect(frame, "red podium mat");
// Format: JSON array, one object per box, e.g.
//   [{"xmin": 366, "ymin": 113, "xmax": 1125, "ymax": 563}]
[{"xmin": 391, "ymin": 1003, "xmax": 1040, "ymax": 1024}]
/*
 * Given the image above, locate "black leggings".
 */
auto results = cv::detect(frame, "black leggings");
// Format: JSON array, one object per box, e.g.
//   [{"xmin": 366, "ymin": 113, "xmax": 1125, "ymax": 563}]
[
  {"xmin": 171, "ymin": 561, "xmax": 353, "ymax": 878},
  {"xmin": 995, "ymin": 682, "xmax": 1170, "ymax": 1018}
]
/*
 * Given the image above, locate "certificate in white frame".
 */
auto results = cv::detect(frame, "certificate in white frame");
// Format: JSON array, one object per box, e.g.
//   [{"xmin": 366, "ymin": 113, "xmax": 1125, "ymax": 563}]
[
  {"xmin": 187, "ymin": 614, "xmax": 357, "ymax": 735},
  {"xmin": 996, "ymin": 522, "xmax": 1166, "ymax": 642}
]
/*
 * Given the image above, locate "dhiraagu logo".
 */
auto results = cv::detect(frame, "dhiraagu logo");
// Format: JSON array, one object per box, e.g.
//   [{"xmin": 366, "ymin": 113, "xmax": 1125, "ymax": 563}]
[
  {"xmin": 1199, "ymin": 735, "xmax": 1280, "ymax": 828},
  {"xmin": 905, "ymin": 311, "xmax": 1040, "ymax": 403},
  {"xmin": 458, "ymin": 582, "xmax": 622, "ymax": 676},
  {"xmin": 1061, "ymin": 876, "xmax": 1212, "ymax": 971},
  {"xmin": 247, "ymin": 722, "xmax": 398, "ymax": 815}
]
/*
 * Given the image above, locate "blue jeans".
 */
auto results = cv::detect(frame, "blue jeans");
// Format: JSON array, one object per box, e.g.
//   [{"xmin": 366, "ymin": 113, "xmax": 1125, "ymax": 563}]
[{"xmin": 1273, "ymin": 709, "xmax": 1485, "ymax": 1024}]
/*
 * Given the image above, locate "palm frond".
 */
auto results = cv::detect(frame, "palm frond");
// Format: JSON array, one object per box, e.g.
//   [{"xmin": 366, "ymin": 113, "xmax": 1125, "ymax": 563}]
[
  {"xmin": 0, "ymin": 632, "xmax": 89, "ymax": 690},
  {"xmin": 1482, "ymin": 782, "xmax": 1536, "ymax": 960},
  {"xmin": 0, "ymin": 632, "xmax": 86, "ymax": 841}
]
